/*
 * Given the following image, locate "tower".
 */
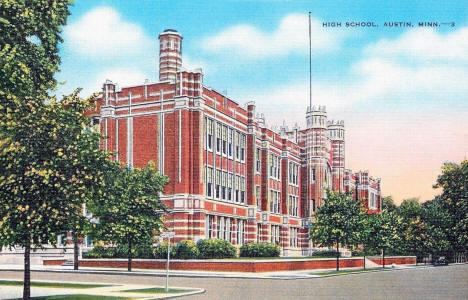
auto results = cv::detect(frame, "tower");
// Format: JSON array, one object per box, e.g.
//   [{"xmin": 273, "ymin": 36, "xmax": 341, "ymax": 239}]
[
  {"xmin": 158, "ymin": 29, "xmax": 182, "ymax": 82},
  {"xmin": 328, "ymin": 120, "xmax": 345, "ymax": 192}
]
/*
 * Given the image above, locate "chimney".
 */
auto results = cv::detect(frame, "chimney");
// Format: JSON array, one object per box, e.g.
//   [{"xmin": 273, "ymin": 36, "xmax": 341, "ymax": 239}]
[{"xmin": 158, "ymin": 29, "xmax": 182, "ymax": 82}]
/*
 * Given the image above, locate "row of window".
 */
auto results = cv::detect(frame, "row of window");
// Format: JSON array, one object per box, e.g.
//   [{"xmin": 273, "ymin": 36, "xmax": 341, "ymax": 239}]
[
  {"xmin": 255, "ymin": 224, "xmax": 300, "ymax": 248},
  {"xmin": 205, "ymin": 118, "xmax": 246, "ymax": 161},
  {"xmin": 206, "ymin": 167, "xmax": 246, "ymax": 203},
  {"xmin": 205, "ymin": 215, "xmax": 245, "ymax": 245}
]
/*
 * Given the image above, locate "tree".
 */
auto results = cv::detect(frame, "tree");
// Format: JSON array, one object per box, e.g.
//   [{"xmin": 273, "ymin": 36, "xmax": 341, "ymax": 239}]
[
  {"xmin": 398, "ymin": 198, "xmax": 426, "ymax": 259},
  {"xmin": 433, "ymin": 161, "xmax": 468, "ymax": 253},
  {"xmin": 1, "ymin": 2, "xmax": 72, "ymax": 299},
  {"xmin": 421, "ymin": 198, "xmax": 451, "ymax": 260},
  {"xmin": 366, "ymin": 210, "xmax": 401, "ymax": 268},
  {"xmin": 92, "ymin": 162, "xmax": 169, "ymax": 271},
  {"xmin": 381, "ymin": 196, "xmax": 397, "ymax": 212},
  {"xmin": 0, "ymin": 92, "xmax": 114, "ymax": 299},
  {"xmin": 310, "ymin": 190, "xmax": 366, "ymax": 271}
]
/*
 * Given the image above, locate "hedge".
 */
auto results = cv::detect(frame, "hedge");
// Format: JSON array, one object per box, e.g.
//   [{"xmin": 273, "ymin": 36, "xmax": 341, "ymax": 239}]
[
  {"xmin": 239, "ymin": 242, "xmax": 280, "ymax": 257},
  {"xmin": 311, "ymin": 249, "xmax": 340, "ymax": 258},
  {"xmin": 196, "ymin": 239, "xmax": 237, "ymax": 259}
]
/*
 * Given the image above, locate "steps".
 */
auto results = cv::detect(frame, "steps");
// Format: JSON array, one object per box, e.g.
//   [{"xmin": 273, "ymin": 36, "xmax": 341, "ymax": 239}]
[{"xmin": 61, "ymin": 260, "xmax": 75, "ymax": 266}]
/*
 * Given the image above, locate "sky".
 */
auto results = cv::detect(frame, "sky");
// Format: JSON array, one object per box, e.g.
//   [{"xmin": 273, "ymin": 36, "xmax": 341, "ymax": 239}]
[{"xmin": 56, "ymin": 0, "xmax": 468, "ymax": 204}]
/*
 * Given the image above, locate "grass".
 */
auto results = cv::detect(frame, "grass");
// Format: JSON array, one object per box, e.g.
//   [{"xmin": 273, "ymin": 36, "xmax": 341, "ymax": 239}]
[
  {"xmin": 0, "ymin": 280, "xmax": 111, "ymax": 289},
  {"xmin": 122, "ymin": 287, "xmax": 197, "ymax": 294},
  {"xmin": 22, "ymin": 295, "xmax": 130, "ymax": 300}
]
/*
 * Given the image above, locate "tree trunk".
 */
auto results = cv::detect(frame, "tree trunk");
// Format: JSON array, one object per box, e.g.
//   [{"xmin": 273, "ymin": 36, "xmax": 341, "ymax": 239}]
[
  {"xmin": 23, "ymin": 240, "xmax": 31, "ymax": 300},
  {"xmin": 128, "ymin": 242, "xmax": 132, "ymax": 272},
  {"xmin": 336, "ymin": 242, "xmax": 339, "ymax": 271},
  {"xmin": 363, "ymin": 245, "xmax": 366, "ymax": 270},
  {"xmin": 382, "ymin": 248, "xmax": 386, "ymax": 268},
  {"xmin": 73, "ymin": 232, "xmax": 79, "ymax": 270}
]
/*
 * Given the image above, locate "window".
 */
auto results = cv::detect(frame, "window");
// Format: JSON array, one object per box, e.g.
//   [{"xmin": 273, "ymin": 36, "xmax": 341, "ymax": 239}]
[
  {"xmin": 290, "ymin": 228, "xmax": 298, "ymax": 247},
  {"xmin": 288, "ymin": 195, "xmax": 298, "ymax": 216},
  {"xmin": 215, "ymin": 170, "xmax": 221, "ymax": 199},
  {"xmin": 206, "ymin": 118, "xmax": 213, "ymax": 151},
  {"xmin": 237, "ymin": 220, "xmax": 245, "ymax": 245},
  {"xmin": 255, "ymin": 148, "xmax": 261, "ymax": 173},
  {"xmin": 256, "ymin": 185, "xmax": 261, "ymax": 209},
  {"xmin": 227, "ymin": 174, "xmax": 233, "ymax": 201},
  {"xmin": 228, "ymin": 128, "xmax": 233, "ymax": 157},
  {"xmin": 218, "ymin": 216, "xmax": 225, "ymax": 240},
  {"xmin": 235, "ymin": 131, "xmax": 240, "ymax": 160},
  {"xmin": 269, "ymin": 190, "xmax": 280, "ymax": 213},
  {"xmin": 216, "ymin": 123, "xmax": 222, "ymax": 153},
  {"xmin": 289, "ymin": 163, "xmax": 298, "ymax": 185},
  {"xmin": 240, "ymin": 134, "xmax": 246, "ymax": 161},
  {"xmin": 221, "ymin": 172, "xmax": 227, "ymax": 200},
  {"xmin": 222, "ymin": 125, "xmax": 227, "ymax": 155},
  {"xmin": 235, "ymin": 175, "xmax": 240, "ymax": 203},
  {"xmin": 257, "ymin": 223, "xmax": 262, "ymax": 242},
  {"xmin": 240, "ymin": 177, "xmax": 245, "ymax": 204},
  {"xmin": 271, "ymin": 225, "xmax": 280, "ymax": 245},
  {"xmin": 206, "ymin": 167, "xmax": 213, "ymax": 197},
  {"xmin": 269, "ymin": 154, "xmax": 281, "ymax": 180},
  {"xmin": 206, "ymin": 215, "xmax": 215, "ymax": 238},
  {"xmin": 311, "ymin": 168, "xmax": 316, "ymax": 182}
]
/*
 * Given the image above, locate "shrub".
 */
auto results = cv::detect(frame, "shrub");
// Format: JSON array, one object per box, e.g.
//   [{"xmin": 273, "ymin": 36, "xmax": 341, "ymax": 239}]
[
  {"xmin": 83, "ymin": 245, "xmax": 115, "ymax": 258},
  {"xmin": 311, "ymin": 249, "xmax": 340, "ymax": 258},
  {"xmin": 153, "ymin": 241, "xmax": 176, "ymax": 259},
  {"xmin": 174, "ymin": 240, "xmax": 200, "ymax": 259},
  {"xmin": 239, "ymin": 242, "xmax": 280, "ymax": 258},
  {"xmin": 196, "ymin": 239, "xmax": 236, "ymax": 259}
]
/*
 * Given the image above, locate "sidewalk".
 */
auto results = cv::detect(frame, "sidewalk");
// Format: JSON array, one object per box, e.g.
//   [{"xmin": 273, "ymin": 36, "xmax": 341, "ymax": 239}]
[{"xmin": 0, "ymin": 262, "xmax": 422, "ymax": 280}]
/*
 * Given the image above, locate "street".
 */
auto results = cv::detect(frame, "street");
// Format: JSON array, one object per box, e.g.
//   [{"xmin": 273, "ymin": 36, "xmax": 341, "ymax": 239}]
[{"xmin": 0, "ymin": 264, "xmax": 467, "ymax": 299}]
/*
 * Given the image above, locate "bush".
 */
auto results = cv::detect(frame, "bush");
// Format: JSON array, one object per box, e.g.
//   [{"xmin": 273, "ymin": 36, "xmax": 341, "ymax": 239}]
[
  {"xmin": 174, "ymin": 240, "xmax": 199, "ymax": 259},
  {"xmin": 196, "ymin": 239, "xmax": 236, "ymax": 259},
  {"xmin": 239, "ymin": 243, "xmax": 280, "ymax": 258},
  {"xmin": 311, "ymin": 249, "xmax": 340, "ymax": 258},
  {"xmin": 153, "ymin": 241, "xmax": 176, "ymax": 259},
  {"xmin": 83, "ymin": 245, "xmax": 115, "ymax": 258}
]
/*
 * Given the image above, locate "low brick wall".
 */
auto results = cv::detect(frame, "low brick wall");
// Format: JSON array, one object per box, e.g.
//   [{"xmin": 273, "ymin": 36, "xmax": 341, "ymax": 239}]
[
  {"xmin": 369, "ymin": 256, "xmax": 416, "ymax": 265},
  {"xmin": 74, "ymin": 256, "xmax": 416, "ymax": 272},
  {"xmin": 43, "ymin": 259, "xmax": 67, "ymax": 265}
]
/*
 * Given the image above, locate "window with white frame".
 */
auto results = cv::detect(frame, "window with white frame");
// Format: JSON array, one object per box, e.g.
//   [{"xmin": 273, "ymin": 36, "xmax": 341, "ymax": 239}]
[
  {"xmin": 221, "ymin": 171, "xmax": 227, "ymax": 200},
  {"xmin": 256, "ymin": 185, "xmax": 261, "ymax": 209},
  {"xmin": 290, "ymin": 228, "xmax": 298, "ymax": 247},
  {"xmin": 269, "ymin": 189, "xmax": 280, "ymax": 213},
  {"xmin": 222, "ymin": 125, "xmax": 227, "ymax": 155},
  {"xmin": 270, "ymin": 225, "xmax": 280, "ymax": 245},
  {"xmin": 228, "ymin": 128, "xmax": 233, "ymax": 157},
  {"xmin": 216, "ymin": 122, "xmax": 222, "ymax": 153},
  {"xmin": 240, "ymin": 134, "xmax": 246, "ymax": 161},
  {"xmin": 206, "ymin": 167, "xmax": 213, "ymax": 197},
  {"xmin": 235, "ymin": 175, "xmax": 240, "ymax": 202},
  {"xmin": 215, "ymin": 170, "xmax": 221, "ymax": 199},
  {"xmin": 206, "ymin": 118, "xmax": 213, "ymax": 151},
  {"xmin": 227, "ymin": 173, "xmax": 233, "ymax": 201},
  {"xmin": 255, "ymin": 147, "xmax": 261, "ymax": 173},
  {"xmin": 237, "ymin": 219, "xmax": 245, "ymax": 245},
  {"xmin": 288, "ymin": 195, "xmax": 298, "ymax": 216},
  {"xmin": 240, "ymin": 177, "xmax": 245, "ymax": 204},
  {"xmin": 206, "ymin": 215, "xmax": 215, "ymax": 238},
  {"xmin": 235, "ymin": 131, "xmax": 240, "ymax": 160}
]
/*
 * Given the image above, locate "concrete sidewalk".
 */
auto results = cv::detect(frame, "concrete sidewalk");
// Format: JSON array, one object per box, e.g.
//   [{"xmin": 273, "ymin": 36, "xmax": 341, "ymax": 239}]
[{"xmin": 0, "ymin": 263, "xmax": 422, "ymax": 280}]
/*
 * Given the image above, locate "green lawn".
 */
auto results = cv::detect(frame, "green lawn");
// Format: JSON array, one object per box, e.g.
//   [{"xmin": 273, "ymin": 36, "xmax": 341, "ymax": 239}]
[
  {"xmin": 122, "ymin": 287, "xmax": 196, "ymax": 294},
  {"xmin": 0, "ymin": 280, "xmax": 111, "ymax": 289},
  {"xmin": 23, "ymin": 295, "xmax": 130, "ymax": 300}
]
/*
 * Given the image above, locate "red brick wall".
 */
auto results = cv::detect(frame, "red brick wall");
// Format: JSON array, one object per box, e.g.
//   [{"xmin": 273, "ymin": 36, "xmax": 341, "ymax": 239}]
[{"xmin": 76, "ymin": 256, "xmax": 415, "ymax": 272}]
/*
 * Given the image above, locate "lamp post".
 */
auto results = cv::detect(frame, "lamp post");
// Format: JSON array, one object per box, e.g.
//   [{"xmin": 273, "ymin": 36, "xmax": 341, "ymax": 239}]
[{"xmin": 160, "ymin": 231, "xmax": 175, "ymax": 293}]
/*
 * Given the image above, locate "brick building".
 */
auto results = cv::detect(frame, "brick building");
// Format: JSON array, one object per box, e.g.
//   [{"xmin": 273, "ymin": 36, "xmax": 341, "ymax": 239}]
[{"xmin": 88, "ymin": 29, "xmax": 381, "ymax": 255}]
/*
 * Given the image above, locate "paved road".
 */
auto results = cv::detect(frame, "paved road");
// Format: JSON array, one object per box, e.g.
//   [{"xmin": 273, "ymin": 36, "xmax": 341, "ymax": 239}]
[{"xmin": 1, "ymin": 264, "xmax": 467, "ymax": 300}]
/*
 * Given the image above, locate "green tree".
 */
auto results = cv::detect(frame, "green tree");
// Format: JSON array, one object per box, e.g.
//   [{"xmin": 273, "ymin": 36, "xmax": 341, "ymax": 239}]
[
  {"xmin": 421, "ymin": 198, "xmax": 451, "ymax": 260},
  {"xmin": 366, "ymin": 210, "xmax": 402, "ymax": 268},
  {"xmin": 433, "ymin": 161, "xmax": 468, "ymax": 253},
  {"xmin": 310, "ymin": 190, "xmax": 366, "ymax": 271},
  {"xmin": 92, "ymin": 162, "xmax": 168, "ymax": 271},
  {"xmin": 381, "ymin": 196, "xmax": 397, "ymax": 212},
  {"xmin": 398, "ymin": 198, "xmax": 426, "ymax": 259},
  {"xmin": 0, "ymin": 92, "xmax": 113, "ymax": 299}
]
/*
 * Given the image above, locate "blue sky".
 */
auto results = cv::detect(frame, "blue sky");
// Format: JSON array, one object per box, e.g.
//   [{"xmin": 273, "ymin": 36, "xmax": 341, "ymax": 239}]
[{"xmin": 57, "ymin": 0, "xmax": 468, "ymax": 203}]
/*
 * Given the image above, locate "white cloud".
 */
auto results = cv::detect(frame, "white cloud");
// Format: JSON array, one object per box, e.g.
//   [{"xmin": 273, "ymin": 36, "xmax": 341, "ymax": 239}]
[
  {"xmin": 182, "ymin": 55, "xmax": 212, "ymax": 74},
  {"xmin": 364, "ymin": 27, "xmax": 468, "ymax": 62},
  {"xmin": 64, "ymin": 7, "xmax": 154, "ymax": 59},
  {"xmin": 202, "ymin": 13, "xmax": 347, "ymax": 58}
]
